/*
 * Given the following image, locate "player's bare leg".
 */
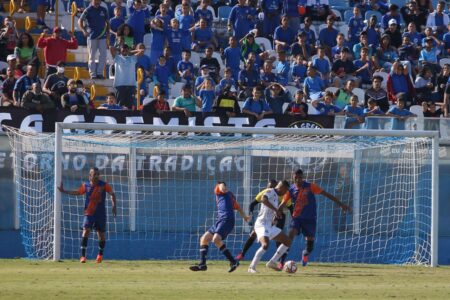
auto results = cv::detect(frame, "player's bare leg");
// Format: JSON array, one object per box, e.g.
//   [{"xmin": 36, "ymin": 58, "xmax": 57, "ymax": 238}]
[
  {"xmin": 80, "ymin": 228, "xmax": 90, "ymax": 263},
  {"xmin": 266, "ymin": 232, "xmax": 292, "ymax": 271},
  {"xmin": 96, "ymin": 231, "xmax": 106, "ymax": 263},
  {"xmin": 190, "ymin": 231, "xmax": 212, "ymax": 271},
  {"xmin": 302, "ymin": 236, "xmax": 314, "ymax": 266},
  {"xmin": 248, "ymin": 236, "xmax": 269, "ymax": 273},
  {"xmin": 212, "ymin": 233, "xmax": 240, "ymax": 273}
]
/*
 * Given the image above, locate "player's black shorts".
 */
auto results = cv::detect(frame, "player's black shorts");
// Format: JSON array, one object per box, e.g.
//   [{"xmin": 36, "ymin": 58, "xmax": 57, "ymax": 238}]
[{"xmin": 83, "ymin": 215, "xmax": 106, "ymax": 233}]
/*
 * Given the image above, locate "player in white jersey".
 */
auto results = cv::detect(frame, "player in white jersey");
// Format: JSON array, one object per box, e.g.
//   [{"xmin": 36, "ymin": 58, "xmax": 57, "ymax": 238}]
[{"xmin": 248, "ymin": 180, "xmax": 292, "ymax": 273}]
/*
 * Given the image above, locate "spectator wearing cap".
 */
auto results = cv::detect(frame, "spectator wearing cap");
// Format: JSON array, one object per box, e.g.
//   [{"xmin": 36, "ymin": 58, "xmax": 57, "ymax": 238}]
[
  {"xmin": 364, "ymin": 75, "xmax": 389, "ymax": 112},
  {"xmin": 274, "ymin": 16, "xmax": 296, "ymax": 53},
  {"xmin": 213, "ymin": 85, "xmax": 240, "ymax": 117},
  {"xmin": 426, "ymin": 1, "xmax": 449, "ymax": 38},
  {"xmin": 1, "ymin": 67, "xmax": 17, "ymax": 107},
  {"xmin": 223, "ymin": 36, "xmax": 241, "ymax": 82},
  {"xmin": 331, "ymin": 47, "xmax": 359, "ymax": 88},
  {"xmin": 400, "ymin": 1, "xmax": 427, "ymax": 32},
  {"xmin": 37, "ymin": 26, "xmax": 78, "ymax": 79},
  {"xmin": 4, "ymin": 55, "xmax": 23, "ymax": 79},
  {"xmin": 376, "ymin": 34, "xmax": 398, "ymax": 70},
  {"xmin": 384, "ymin": 19, "xmax": 402, "ymax": 48},
  {"xmin": 43, "ymin": 61, "xmax": 69, "ymax": 108},
  {"xmin": 13, "ymin": 64, "xmax": 40, "ymax": 107},
  {"xmin": 264, "ymin": 82, "xmax": 292, "ymax": 114},
  {"xmin": 284, "ymin": 90, "xmax": 308, "ymax": 117},
  {"xmin": 387, "ymin": 61, "xmax": 416, "ymax": 107},
  {"xmin": 305, "ymin": 0, "xmax": 335, "ymax": 22},
  {"xmin": 319, "ymin": 16, "xmax": 339, "ymax": 57},
  {"xmin": 291, "ymin": 31, "xmax": 311, "ymax": 60},
  {"xmin": 78, "ymin": 0, "xmax": 110, "ymax": 79},
  {"xmin": 229, "ymin": 0, "xmax": 257, "ymax": 41},
  {"xmin": 61, "ymin": 79, "xmax": 91, "ymax": 113},
  {"xmin": 242, "ymin": 86, "xmax": 273, "ymax": 120},
  {"xmin": 22, "ymin": 82, "xmax": 55, "ymax": 113},
  {"xmin": 142, "ymin": 90, "xmax": 170, "ymax": 114},
  {"xmin": 260, "ymin": 0, "xmax": 282, "ymax": 38},
  {"xmin": 172, "ymin": 84, "xmax": 202, "ymax": 117},
  {"xmin": 381, "ymin": 4, "xmax": 401, "ymax": 30}
]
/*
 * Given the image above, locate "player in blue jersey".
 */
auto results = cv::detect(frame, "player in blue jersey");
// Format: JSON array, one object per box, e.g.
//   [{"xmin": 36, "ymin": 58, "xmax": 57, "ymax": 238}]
[
  {"xmin": 267, "ymin": 169, "xmax": 351, "ymax": 269},
  {"xmin": 190, "ymin": 182, "xmax": 250, "ymax": 272},
  {"xmin": 58, "ymin": 167, "xmax": 117, "ymax": 263}
]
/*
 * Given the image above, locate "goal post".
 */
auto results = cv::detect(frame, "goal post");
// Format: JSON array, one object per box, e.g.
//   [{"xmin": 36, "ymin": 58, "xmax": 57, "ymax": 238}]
[{"xmin": 7, "ymin": 123, "xmax": 439, "ymax": 266}]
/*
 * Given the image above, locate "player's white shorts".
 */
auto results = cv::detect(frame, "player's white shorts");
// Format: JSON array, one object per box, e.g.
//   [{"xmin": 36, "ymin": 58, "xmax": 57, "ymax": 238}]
[{"xmin": 254, "ymin": 223, "xmax": 282, "ymax": 240}]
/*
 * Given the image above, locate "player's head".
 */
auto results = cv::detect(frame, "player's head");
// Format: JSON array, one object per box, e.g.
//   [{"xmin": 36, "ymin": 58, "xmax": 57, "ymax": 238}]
[
  {"xmin": 275, "ymin": 180, "xmax": 290, "ymax": 195},
  {"xmin": 216, "ymin": 181, "xmax": 228, "ymax": 193},
  {"xmin": 89, "ymin": 167, "xmax": 100, "ymax": 183},
  {"xmin": 267, "ymin": 179, "xmax": 278, "ymax": 188},
  {"xmin": 293, "ymin": 169, "xmax": 304, "ymax": 185}
]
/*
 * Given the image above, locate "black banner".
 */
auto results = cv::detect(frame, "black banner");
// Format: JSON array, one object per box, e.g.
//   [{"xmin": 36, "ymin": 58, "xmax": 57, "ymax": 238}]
[{"xmin": 0, "ymin": 108, "xmax": 334, "ymax": 133}]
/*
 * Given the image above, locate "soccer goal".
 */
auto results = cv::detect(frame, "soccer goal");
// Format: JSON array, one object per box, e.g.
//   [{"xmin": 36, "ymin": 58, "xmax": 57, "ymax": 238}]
[{"xmin": 6, "ymin": 124, "xmax": 439, "ymax": 266}]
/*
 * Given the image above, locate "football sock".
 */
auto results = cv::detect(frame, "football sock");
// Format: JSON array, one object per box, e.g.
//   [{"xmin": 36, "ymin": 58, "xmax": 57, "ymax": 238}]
[
  {"xmin": 241, "ymin": 234, "xmax": 257, "ymax": 256},
  {"xmin": 249, "ymin": 246, "xmax": 266, "ymax": 269},
  {"xmin": 98, "ymin": 240, "xmax": 105, "ymax": 256},
  {"xmin": 80, "ymin": 236, "xmax": 88, "ymax": 257},
  {"xmin": 269, "ymin": 244, "xmax": 289, "ymax": 264},
  {"xmin": 199, "ymin": 245, "xmax": 209, "ymax": 266},
  {"xmin": 305, "ymin": 240, "xmax": 314, "ymax": 256},
  {"xmin": 220, "ymin": 244, "xmax": 235, "ymax": 263}
]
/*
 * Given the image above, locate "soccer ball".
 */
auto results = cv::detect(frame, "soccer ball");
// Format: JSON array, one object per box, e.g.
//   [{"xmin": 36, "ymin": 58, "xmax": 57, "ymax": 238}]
[{"xmin": 283, "ymin": 260, "xmax": 298, "ymax": 274}]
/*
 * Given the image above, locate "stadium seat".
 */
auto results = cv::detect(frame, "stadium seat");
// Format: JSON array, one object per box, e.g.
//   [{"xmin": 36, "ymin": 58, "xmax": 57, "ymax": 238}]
[
  {"xmin": 339, "ymin": 24, "xmax": 349, "ymax": 39},
  {"xmin": 389, "ymin": 0, "xmax": 406, "ymax": 8},
  {"xmin": 190, "ymin": 52, "xmax": 201, "ymax": 69},
  {"xmin": 410, "ymin": 105, "xmax": 424, "ymax": 118},
  {"xmin": 285, "ymin": 85, "xmax": 298, "ymax": 97},
  {"xmin": 325, "ymin": 87, "xmax": 339, "ymax": 94},
  {"xmin": 352, "ymin": 87, "xmax": 365, "ymax": 105},
  {"xmin": 373, "ymin": 71, "xmax": 389, "ymax": 89},
  {"xmin": 255, "ymin": 37, "xmax": 272, "ymax": 51},
  {"xmin": 331, "ymin": 9, "xmax": 342, "ymax": 22},
  {"xmin": 207, "ymin": 6, "xmax": 218, "ymax": 22},
  {"xmin": 218, "ymin": 6, "xmax": 232, "ymax": 21},
  {"xmin": 170, "ymin": 82, "xmax": 185, "ymax": 99},
  {"xmin": 439, "ymin": 58, "xmax": 450, "ymax": 68},
  {"xmin": 365, "ymin": 10, "xmax": 382, "ymax": 23},
  {"xmin": 344, "ymin": 10, "xmax": 353, "ymax": 22},
  {"xmin": 308, "ymin": 103, "xmax": 320, "ymax": 115}
]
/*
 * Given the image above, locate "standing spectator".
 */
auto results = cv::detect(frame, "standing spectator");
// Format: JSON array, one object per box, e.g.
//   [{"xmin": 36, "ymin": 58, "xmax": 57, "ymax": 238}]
[
  {"xmin": 264, "ymin": 82, "xmax": 292, "ymax": 114},
  {"xmin": 319, "ymin": 16, "xmax": 339, "ymax": 57},
  {"xmin": 154, "ymin": 55, "xmax": 175, "ymax": 97},
  {"xmin": 387, "ymin": 61, "xmax": 416, "ymax": 107},
  {"xmin": 282, "ymin": 0, "xmax": 301, "ymax": 31},
  {"xmin": 229, "ymin": 0, "xmax": 256, "ymax": 41},
  {"xmin": 381, "ymin": 4, "xmax": 401, "ymax": 30},
  {"xmin": 274, "ymin": 16, "xmax": 296, "ymax": 52},
  {"xmin": 194, "ymin": 0, "xmax": 214, "ymax": 27},
  {"xmin": 178, "ymin": 50, "xmax": 195, "ymax": 84},
  {"xmin": 415, "ymin": 66, "xmax": 440, "ymax": 103},
  {"xmin": 285, "ymin": 90, "xmax": 308, "ymax": 117},
  {"xmin": 156, "ymin": 3, "xmax": 172, "ymax": 30},
  {"xmin": 364, "ymin": 15, "xmax": 381, "ymax": 48},
  {"xmin": 127, "ymin": 0, "xmax": 150, "ymax": 44},
  {"xmin": 426, "ymin": 1, "xmax": 449, "ymax": 38},
  {"xmin": 22, "ymin": 82, "xmax": 54, "ymax": 113},
  {"xmin": 97, "ymin": 92, "xmax": 127, "ymax": 110},
  {"xmin": 109, "ymin": 6, "xmax": 125, "ymax": 47},
  {"xmin": 223, "ymin": 36, "xmax": 241, "ymax": 82},
  {"xmin": 386, "ymin": 97, "xmax": 417, "ymax": 130},
  {"xmin": 384, "ymin": 19, "xmax": 402, "ymax": 49},
  {"xmin": 260, "ymin": 0, "xmax": 281, "ymax": 38},
  {"xmin": 166, "ymin": 18, "xmax": 183, "ymax": 64},
  {"xmin": 364, "ymin": 75, "xmax": 389, "ymax": 112},
  {"xmin": 348, "ymin": 6, "xmax": 365, "ymax": 48},
  {"xmin": 242, "ymin": 86, "xmax": 273, "ymax": 120},
  {"xmin": 305, "ymin": 0, "xmax": 334, "ymax": 22},
  {"xmin": 331, "ymin": 48, "xmax": 358, "ymax": 88},
  {"xmin": 172, "ymin": 84, "xmax": 202, "ymax": 116},
  {"xmin": 422, "ymin": 101, "xmax": 443, "ymax": 131},
  {"xmin": 238, "ymin": 61, "xmax": 260, "ymax": 100},
  {"xmin": 149, "ymin": 18, "xmax": 166, "ymax": 66},
  {"xmin": 200, "ymin": 47, "xmax": 221, "ymax": 83},
  {"xmin": 43, "ymin": 61, "xmax": 69, "ymax": 108},
  {"xmin": 354, "ymin": 47, "xmax": 373, "ymax": 86},
  {"xmin": 436, "ymin": 64, "xmax": 449, "ymax": 99},
  {"xmin": 13, "ymin": 64, "xmax": 40, "ymax": 107},
  {"xmin": 303, "ymin": 66, "xmax": 325, "ymax": 101},
  {"xmin": 37, "ymin": 27, "xmax": 78, "ymax": 79},
  {"xmin": 1, "ymin": 67, "xmax": 16, "ymax": 106},
  {"xmin": 79, "ymin": 0, "xmax": 110, "ymax": 79},
  {"xmin": 198, "ymin": 78, "xmax": 216, "ymax": 113},
  {"xmin": 213, "ymin": 86, "xmax": 240, "ymax": 117},
  {"xmin": 343, "ymin": 95, "xmax": 365, "ymax": 129},
  {"xmin": 0, "ymin": 17, "xmax": 19, "ymax": 62},
  {"xmin": 142, "ymin": 90, "xmax": 170, "ymax": 114},
  {"xmin": 111, "ymin": 44, "xmax": 144, "ymax": 109},
  {"xmin": 417, "ymin": 0, "xmax": 433, "ymax": 14},
  {"xmin": 177, "ymin": 2, "xmax": 195, "ymax": 51},
  {"xmin": 14, "ymin": 33, "xmax": 38, "ymax": 72},
  {"xmin": 400, "ymin": 1, "xmax": 427, "ymax": 32},
  {"xmin": 109, "ymin": 0, "xmax": 127, "ymax": 19},
  {"xmin": 61, "ymin": 79, "xmax": 91, "ymax": 113},
  {"xmin": 35, "ymin": 0, "xmax": 49, "ymax": 28}
]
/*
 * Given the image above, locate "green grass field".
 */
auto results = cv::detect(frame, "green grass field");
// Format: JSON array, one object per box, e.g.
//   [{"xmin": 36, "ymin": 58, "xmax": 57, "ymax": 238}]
[{"xmin": 1, "ymin": 259, "xmax": 450, "ymax": 299}]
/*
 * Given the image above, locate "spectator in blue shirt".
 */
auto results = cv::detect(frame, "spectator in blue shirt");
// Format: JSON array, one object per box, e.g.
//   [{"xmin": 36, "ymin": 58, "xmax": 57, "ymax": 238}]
[
  {"xmin": 228, "ymin": 0, "xmax": 256, "ymax": 41},
  {"xmin": 353, "ymin": 31, "xmax": 374, "ymax": 60},
  {"xmin": 223, "ymin": 36, "xmax": 242, "ymax": 81},
  {"xmin": 78, "ymin": 0, "xmax": 110, "ymax": 79},
  {"xmin": 260, "ymin": 0, "xmax": 282, "ymax": 38},
  {"xmin": 242, "ymin": 86, "xmax": 273, "ymax": 119},
  {"xmin": 166, "ymin": 18, "xmax": 183, "ymax": 64},
  {"xmin": 303, "ymin": 66, "xmax": 325, "ymax": 101},
  {"xmin": 127, "ymin": 0, "xmax": 150, "ymax": 44},
  {"xmin": 274, "ymin": 16, "xmax": 296, "ymax": 52},
  {"xmin": 109, "ymin": 0, "xmax": 126, "ymax": 19},
  {"xmin": 153, "ymin": 55, "xmax": 175, "ymax": 98},
  {"xmin": 217, "ymin": 68, "xmax": 237, "ymax": 94},
  {"xmin": 348, "ymin": 6, "xmax": 365, "ymax": 48},
  {"xmin": 364, "ymin": 15, "xmax": 381, "ymax": 48},
  {"xmin": 282, "ymin": 0, "xmax": 301, "ymax": 31},
  {"xmin": 109, "ymin": 6, "xmax": 124, "ymax": 47},
  {"xmin": 364, "ymin": 98, "xmax": 385, "ymax": 129},
  {"xmin": 292, "ymin": 54, "xmax": 308, "ymax": 88},
  {"xmin": 419, "ymin": 37, "xmax": 442, "ymax": 76},
  {"xmin": 381, "ymin": 4, "xmax": 401, "ymax": 29},
  {"xmin": 312, "ymin": 90, "xmax": 344, "ymax": 116},
  {"xmin": 191, "ymin": 18, "xmax": 217, "ymax": 52},
  {"xmin": 198, "ymin": 77, "xmax": 217, "ymax": 113},
  {"xmin": 319, "ymin": 15, "xmax": 339, "ymax": 57},
  {"xmin": 443, "ymin": 23, "xmax": 450, "ymax": 56},
  {"xmin": 301, "ymin": 17, "xmax": 316, "ymax": 48},
  {"xmin": 156, "ymin": 3, "xmax": 172, "ymax": 30},
  {"xmin": 264, "ymin": 82, "xmax": 292, "ymax": 114},
  {"xmin": 354, "ymin": 47, "xmax": 373, "ymax": 85},
  {"xmin": 13, "ymin": 64, "xmax": 39, "ymax": 106},
  {"xmin": 312, "ymin": 46, "xmax": 331, "ymax": 82},
  {"xmin": 344, "ymin": 95, "xmax": 365, "ymax": 129},
  {"xmin": 387, "ymin": 97, "xmax": 417, "ymax": 130},
  {"xmin": 97, "ymin": 92, "xmax": 127, "ymax": 110},
  {"xmin": 149, "ymin": 18, "xmax": 166, "ymax": 66},
  {"xmin": 275, "ymin": 50, "xmax": 290, "ymax": 86},
  {"xmin": 178, "ymin": 50, "xmax": 195, "ymax": 84},
  {"xmin": 194, "ymin": 0, "xmax": 214, "ymax": 27},
  {"xmin": 177, "ymin": 3, "xmax": 195, "ymax": 51},
  {"xmin": 260, "ymin": 61, "xmax": 276, "ymax": 88},
  {"xmin": 238, "ymin": 61, "xmax": 260, "ymax": 100}
]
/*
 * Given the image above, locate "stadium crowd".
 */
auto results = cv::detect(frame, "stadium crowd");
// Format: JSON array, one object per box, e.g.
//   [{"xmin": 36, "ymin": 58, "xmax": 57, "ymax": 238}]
[{"xmin": 0, "ymin": 0, "xmax": 450, "ymax": 129}]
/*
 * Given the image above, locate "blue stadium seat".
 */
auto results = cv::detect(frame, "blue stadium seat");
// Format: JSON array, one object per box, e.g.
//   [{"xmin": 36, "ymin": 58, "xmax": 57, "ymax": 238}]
[
  {"xmin": 344, "ymin": 10, "xmax": 353, "ymax": 22},
  {"xmin": 218, "ymin": 6, "xmax": 232, "ymax": 20}
]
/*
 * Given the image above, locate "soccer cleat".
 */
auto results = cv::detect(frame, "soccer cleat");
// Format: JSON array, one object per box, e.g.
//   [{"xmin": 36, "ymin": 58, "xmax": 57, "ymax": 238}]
[
  {"xmin": 266, "ymin": 261, "xmax": 281, "ymax": 271},
  {"xmin": 247, "ymin": 267, "xmax": 257, "ymax": 274},
  {"xmin": 277, "ymin": 262, "xmax": 284, "ymax": 270},
  {"xmin": 96, "ymin": 255, "xmax": 103, "ymax": 263},
  {"xmin": 80, "ymin": 256, "xmax": 87, "ymax": 263},
  {"xmin": 189, "ymin": 264, "xmax": 207, "ymax": 271},
  {"xmin": 302, "ymin": 251, "xmax": 309, "ymax": 267},
  {"xmin": 228, "ymin": 260, "xmax": 239, "ymax": 273},
  {"xmin": 235, "ymin": 252, "xmax": 244, "ymax": 261}
]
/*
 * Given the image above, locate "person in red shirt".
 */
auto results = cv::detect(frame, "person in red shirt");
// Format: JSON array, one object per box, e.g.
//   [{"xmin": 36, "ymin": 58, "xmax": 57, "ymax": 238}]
[{"xmin": 37, "ymin": 27, "xmax": 78, "ymax": 79}]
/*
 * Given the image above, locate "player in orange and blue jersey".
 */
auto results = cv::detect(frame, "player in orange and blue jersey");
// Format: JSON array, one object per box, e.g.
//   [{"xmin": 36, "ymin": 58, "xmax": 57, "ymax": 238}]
[
  {"xmin": 58, "ymin": 167, "xmax": 117, "ymax": 263},
  {"xmin": 266, "ymin": 169, "xmax": 351, "ymax": 269},
  {"xmin": 190, "ymin": 182, "xmax": 250, "ymax": 273}
]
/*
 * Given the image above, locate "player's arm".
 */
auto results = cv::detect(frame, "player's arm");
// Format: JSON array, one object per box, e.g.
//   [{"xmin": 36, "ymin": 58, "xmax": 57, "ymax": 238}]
[
  {"xmin": 320, "ymin": 190, "xmax": 352, "ymax": 214},
  {"xmin": 57, "ymin": 182, "xmax": 84, "ymax": 196},
  {"xmin": 248, "ymin": 199, "xmax": 259, "ymax": 215},
  {"xmin": 231, "ymin": 193, "xmax": 251, "ymax": 222},
  {"xmin": 277, "ymin": 192, "xmax": 290, "ymax": 213},
  {"xmin": 261, "ymin": 195, "xmax": 282, "ymax": 218},
  {"xmin": 105, "ymin": 183, "xmax": 117, "ymax": 217}
]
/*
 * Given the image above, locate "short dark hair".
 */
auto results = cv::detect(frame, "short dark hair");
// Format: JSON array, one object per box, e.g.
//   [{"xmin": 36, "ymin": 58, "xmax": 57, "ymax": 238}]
[
  {"xmin": 107, "ymin": 92, "xmax": 116, "ymax": 98},
  {"xmin": 295, "ymin": 169, "xmax": 303, "ymax": 176},
  {"xmin": 281, "ymin": 180, "xmax": 290, "ymax": 189}
]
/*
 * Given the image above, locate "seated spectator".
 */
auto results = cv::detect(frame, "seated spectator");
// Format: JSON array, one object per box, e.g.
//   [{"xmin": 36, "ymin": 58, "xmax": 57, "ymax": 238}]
[
  {"xmin": 154, "ymin": 55, "xmax": 175, "ymax": 101},
  {"xmin": 0, "ymin": 17, "xmax": 19, "ymax": 62},
  {"xmin": 127, "ymin": 0, "xmax": 150, "ymax": 45},
  {"xmin": 217, "ymin": 68, "xmax": 237, "ymax": 94},
  {"xmin": 290, "ymin": 31, "xmax": 311, "ymax": 60},
  {"xmin": 274, "ymin": 16, "xmax": 296, "ymax": 52},
  {"xmin": 387, "ymin": 61, "xmax": 416, "ymax": 106},
  {"xmin": 172, "ymin": 84, "xmax": 201, "ymax": 116},
  {"xmin": 421, "ymin": 27, "xmax": 442, "ymax": 48},
  {"xmin": 13, "ymin": 64, "xmax": 40, "ymax": 107},
  {"xmin": 332, "ymin": 47, "xmax": 359, "ymax": 87},
  {"xmin": 417, "ymin": 0, "xmax": 433, "ymax": 14},
  {"xmin": 260, "ymin": 61, "xmax": 276, "ymax": 88},
  {"xmin": 22, "ymin": 82, "xmax": 55, "ymax": 113},
  {"xmin": 223, "ymin": 36, "xmax": 241, "ymax": 82},
  {"xmin": 364, "ymin": 75, "xmax": 390, "ymax": 112},
  {"xmin": 97, "ymin": 92, "xmax": 127, "ymax": 110},
  {"xmin": 300, "ymin": 17, "xmax": 316, "ymax": 50},
  {"xmin": 115, "ymin": 24, "xmax": 135, "ymax": 50},
  {"xmin": 386, "ymin": 96, "xmax": 417, "ymax": 130},
  {"xmin": 76, "ymin": 80, "xmax": 94, "ymax": 110},
  {"xmin": 238, "ymin": 61, "xmax": 260, "ymax": 100},
  {"xmin": 200, "ymin": 47, "xmax": 221, "ymax": 84},
  {"xmin": 353, "ymin": 32, "xmax": 374, "ymax": 60},
  {"xmin": 381, "ymin": 4, "xmax": 401, "ymax": 30},
  {"xmin": 415, "ymin": 66, "xmax": 441, "ymax": 103},
  {"xmin": 213, "ymin": 86, "xmax": 240, "ymax": 117},
  {"xmin": 331, "ymin": 33, "xmax": 349, "ymax": 63},
  {"xmin": 195, "ymin": 65, "xmax": 214, "ymax": 93},
  {"xmin": 305, "ymin": 0, "xmax": 333, "ymax": 22},
  {"xmin": 191, "ymin": 18, "xmax": 217, "ymax": 52},
  {"xmin": 384, "ymin": 19, "xmax": 402, "ymax": 49},
  {"xmin": 284, "ymin": 90, "xmax": 308, "ymax": 117},
  {"xmin": 364, "ymin": 98, "xmax": 385, "ymax": 129},
  {"xmin": 335, "ymin": 79, "xmax": 356, "ymax": 109},
  {"xmin": 292, "ymin": 54, "xmax": 308, "ymax": 88},
  {"xmin": 348, "ymin": 6, "xmax": 365, "ymax": 48},
  {"xmin": 426, "ymin": 1, "xmax": 449, "ymax": 38},
  {"xmin": 14, "ymin": 33, "xmax": 38, "ymax": 72},
  {"xmin": 401, "ymin": 1, "xmax": 427, "ymax": 33},
  {"xmin": 274, "ymin": 51, "xmax": 290, "ymax": 86},
  {"xmin": 61, "ymin": 79, "xmax": 90, "ymax": 113},
  {"xmin": 422, "ymin": 101, "xmax": 443, "ymax": 131},
  {"xmin": 398, "ymin": 34, "xmax": 419, "ymax": 66},
  {"xmin": 3, "ymin": 54, "xmax": 23, "ymax": 79},
  {"xmin": 312, "ymin": 47, "xmax": 331, "ymax": 82},
  {"xmin": 162, "ymin": 46, "xmax": 177, "ymax": 80},
  {"xmin": 242, "ymin": 86, "xmax": 273, "ymax": 120},
  {"xmin": 376, "ymin": 34, "xmax": 398, "ymax": 70},
  {"xmin": 240, "ymin": 33, "xmax": 263, "ymax": 64},
  {"xmin": 364, "ymin": 15, "xmax": 381, "ymax": 48},
  {"xmin": 43, "ymin": 61, "xmax": 68, "ymax": 108},
  {"xmin": 198, "ymin": 78, "xmax": 216, "ymax": 113},
  {"xmin": 419, "ymin": 37, "xmax": 441, "ymax": 76},
  {"xmin": 264, "ymin": 83, "xmax": 292, "ymax": 114},
  {"xmin": 403, "ymin": 22, "xmax": 424, "ymax": 47},
  {"xmin": 354, "ymin": 47, "xmax": 373, "ymax": 86},
  {"xmin": 343, "ymin": 95, "xmax": 365, "ymax": 129},
  {"xmin": 303, "ymin": 66, "xmax": 325, "ymax": 101},
  {"xmin": 312, "ymin": 90, "xmax": 344, "ymax": 116},
  {"xmin": 178, "ymin": 50, "xmax": 195, "ymax": 84},
  {"xmin": 142, "ymin": 90, "xmax": 170, "ymax": 114},
  {"xmin": 1, "ymin": 67, "xmax": 16, "ymax": 106},
  {"xmin": 319, "ymin": 16, "xmax": 339, "ymax": 57}
]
